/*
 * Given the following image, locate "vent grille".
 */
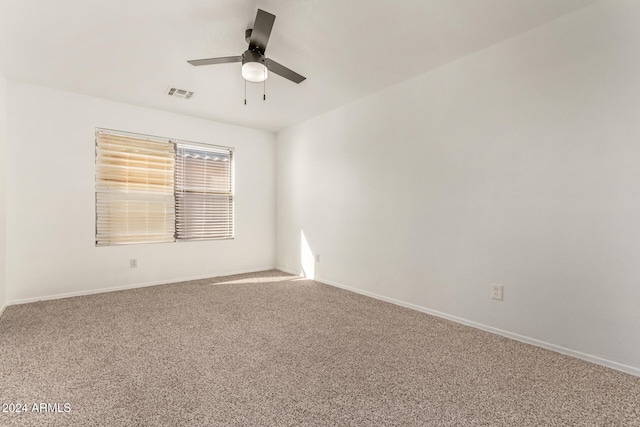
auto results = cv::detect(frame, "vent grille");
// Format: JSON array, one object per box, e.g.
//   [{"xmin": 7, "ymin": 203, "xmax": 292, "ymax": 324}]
[{"xmin": 166, "ymin": 87, "xmax": 194, "ymax": 99}]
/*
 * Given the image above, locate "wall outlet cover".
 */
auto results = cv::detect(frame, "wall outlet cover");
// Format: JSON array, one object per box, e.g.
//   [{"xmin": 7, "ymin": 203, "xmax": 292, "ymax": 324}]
[{"xmin": 491, "ymin": 284, "xmax": 503, "ymax": 301}]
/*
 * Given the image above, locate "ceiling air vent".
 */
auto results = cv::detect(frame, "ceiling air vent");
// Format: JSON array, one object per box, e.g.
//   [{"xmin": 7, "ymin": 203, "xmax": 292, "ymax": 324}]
[{"xmin": 166, "ymin": 87, "xmax": 194, "ymax": 100}]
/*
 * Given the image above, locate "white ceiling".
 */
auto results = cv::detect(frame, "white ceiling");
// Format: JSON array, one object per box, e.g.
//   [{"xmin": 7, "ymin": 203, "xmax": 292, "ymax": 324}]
[{"xmin": 0, "ymin": 0, "xmax": 600, "ymax": 132}]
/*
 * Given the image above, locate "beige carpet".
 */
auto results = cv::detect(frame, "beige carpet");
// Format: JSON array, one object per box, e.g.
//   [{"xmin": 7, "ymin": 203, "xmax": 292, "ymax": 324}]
[{"xmin": 0, "ymin": 270, "xmax": 638, "ymax": 426}]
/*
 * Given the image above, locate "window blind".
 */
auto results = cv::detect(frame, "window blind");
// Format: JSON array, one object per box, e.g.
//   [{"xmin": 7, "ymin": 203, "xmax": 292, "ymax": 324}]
[
  {"xmin": 175, "ymin": 143, "xmax": 234, "ymax": 240},
  {"xmin": 95, "ymin": 132, "xmax": 176, "ymax": 245}
]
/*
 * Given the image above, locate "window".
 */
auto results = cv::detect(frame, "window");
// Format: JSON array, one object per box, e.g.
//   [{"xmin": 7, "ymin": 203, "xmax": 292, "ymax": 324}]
[
  {"xmin": 95, "ymin": 129, "xmax": 234, "ymax": 246},
  {"xmin": 176, "ymin": 144, "xmax": 233, "ymax": 240}
]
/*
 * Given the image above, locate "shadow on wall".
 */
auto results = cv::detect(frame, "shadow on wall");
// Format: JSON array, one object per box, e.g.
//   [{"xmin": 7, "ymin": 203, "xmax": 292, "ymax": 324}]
[{"xmin": 301, "ymin": 230, "xmax": 315, "ymax": 279}]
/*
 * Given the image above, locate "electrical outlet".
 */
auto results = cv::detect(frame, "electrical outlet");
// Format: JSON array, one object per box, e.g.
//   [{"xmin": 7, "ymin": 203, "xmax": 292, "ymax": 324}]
[
  {"xmin": 315, "ymin": 254, "xmax": 320, "ymax": 263},
  {"xmin": 491, "ymin": 284, "xmax": 503, "ymax": 301},
  {"xmin": 130, "ymin": 259, "xmax": 137, "ymax": 268}
]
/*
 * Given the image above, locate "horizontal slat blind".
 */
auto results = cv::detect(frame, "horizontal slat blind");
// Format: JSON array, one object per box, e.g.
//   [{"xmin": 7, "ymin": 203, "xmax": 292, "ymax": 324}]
[
  {"xmin": 96, "ymin": 132, "xmax": 175, "ymax": 245},
  {"xmin": 176, "ymin": 143, "xmax": 233, "ymax": 240}
]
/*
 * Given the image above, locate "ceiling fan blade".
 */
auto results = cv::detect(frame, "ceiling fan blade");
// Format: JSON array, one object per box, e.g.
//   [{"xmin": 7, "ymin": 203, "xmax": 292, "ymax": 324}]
[
  {"xmin": 266, "ymin": 59, "xmax": 306, "ymax": 84},
  {"xmin": 248, "ymin": 9, "xmax": 275, "ymax": 54},
  {"xmin": 187, "ymin": 56, "xmax": 242, "ymax": 66}
]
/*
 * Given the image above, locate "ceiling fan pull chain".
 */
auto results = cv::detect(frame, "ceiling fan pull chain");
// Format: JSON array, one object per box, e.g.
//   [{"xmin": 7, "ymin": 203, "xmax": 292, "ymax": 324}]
[
  {"xmin": 244, "ymin": 79, "xmax": 247, "ymax": 105},
  {"xmin": 263, "ymin": 65, "xmax": 266, "ymax": 101}
]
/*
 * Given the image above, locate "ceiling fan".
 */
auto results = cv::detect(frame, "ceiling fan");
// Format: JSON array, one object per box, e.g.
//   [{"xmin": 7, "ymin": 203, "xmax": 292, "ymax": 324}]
[{"xmin": 188, "ymin": 9, "xmax": 306, "ymax": 86}]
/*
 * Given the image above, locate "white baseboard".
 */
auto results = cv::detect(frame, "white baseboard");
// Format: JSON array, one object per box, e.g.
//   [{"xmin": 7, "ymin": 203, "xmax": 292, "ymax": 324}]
[
  {"xmin": 308, "ymin": 273, "xmax": 640, "ymax": 378},
  {"xmin": 276, "ymin": 266, "xmax": 300, "ymax": 276},
  {"xmin": 8, "ymin": 265, "xmax": 277, "ymax": 306},
  {"xmin": 0, "ymin": 302, "xmax": 6, "ymax": 318}
]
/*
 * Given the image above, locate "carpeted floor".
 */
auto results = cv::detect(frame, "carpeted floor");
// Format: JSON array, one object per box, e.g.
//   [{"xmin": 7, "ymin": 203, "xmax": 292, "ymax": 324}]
[{"xmin": 0, "ymin": 270, "xmax": 638, "ymax": 426}]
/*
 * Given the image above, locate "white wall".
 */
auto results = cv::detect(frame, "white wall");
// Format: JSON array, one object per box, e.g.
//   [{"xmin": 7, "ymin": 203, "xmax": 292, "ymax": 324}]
[
  {"xmin": 276, "ymin": 0, "xmax": 640, "ymax": 373},
  {"xmin": 0, "ymin": 71, "xmax": 7, "ymax": 313},
  {"xmin": 7, "ymin": 82, "xmax": 275, "ymax": 303}
]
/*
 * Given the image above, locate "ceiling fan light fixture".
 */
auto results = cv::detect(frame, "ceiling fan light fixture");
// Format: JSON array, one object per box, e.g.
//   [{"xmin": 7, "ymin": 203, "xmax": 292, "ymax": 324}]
[{"xmin": 242, "ymin": 61, "xmax": 268, "ymax": 83}]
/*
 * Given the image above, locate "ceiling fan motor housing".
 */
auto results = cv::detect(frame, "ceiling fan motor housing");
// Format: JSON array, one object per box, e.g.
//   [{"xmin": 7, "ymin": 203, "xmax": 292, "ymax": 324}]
[{"xmin": 242, "ymin": 49, "xmax": 264, "ymax": 65}]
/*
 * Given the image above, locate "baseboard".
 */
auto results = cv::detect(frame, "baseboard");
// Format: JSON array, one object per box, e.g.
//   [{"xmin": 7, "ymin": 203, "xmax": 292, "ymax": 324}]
[
  {"xmin": 0, "ymin": 302, "xmax": 6, "ymax": 318},
  {"xmin": 8, "ymin": 265, "xmax": 277, "ymax": 306},
  {"xmin": 275, "ymin": 266, "xmax": 300, "ymax": 276},
  {"xmin": 312, "ymin": 274, "xmax": 640, "ymax": 378}
]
